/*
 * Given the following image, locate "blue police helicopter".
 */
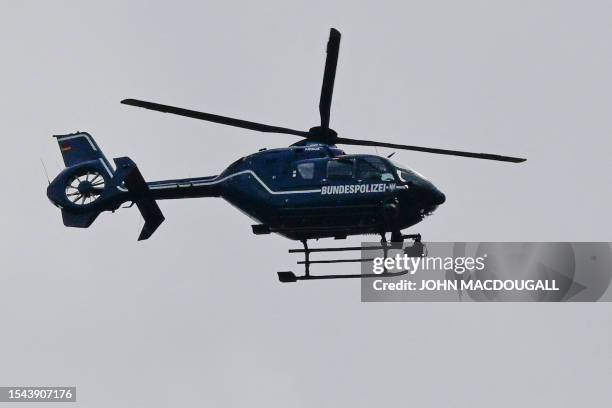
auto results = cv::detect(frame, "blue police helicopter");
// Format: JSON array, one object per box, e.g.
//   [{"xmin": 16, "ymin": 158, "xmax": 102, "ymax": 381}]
[{"xmin": 46, "ymin": 28, "xmax": 525, "ymax": 282}]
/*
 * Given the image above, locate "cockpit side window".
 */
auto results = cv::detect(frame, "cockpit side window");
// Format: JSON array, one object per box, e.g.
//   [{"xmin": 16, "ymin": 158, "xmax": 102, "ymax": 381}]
[
  {"xmin": 327, "ymin": 159, "xmax": 354, "ymax": 179},
  {"xmin": 296, "ymin": 162, "xmax": 315, "ymax": 179}
]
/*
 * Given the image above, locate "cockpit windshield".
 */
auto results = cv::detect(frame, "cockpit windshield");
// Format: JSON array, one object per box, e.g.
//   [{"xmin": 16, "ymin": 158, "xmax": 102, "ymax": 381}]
[
  {"xmin": 389, "ymin": 160, "xmax": 428, "ymax": 183},
  {"xmin": 355, "ymin": 157, "xmax": 395, "ymax": 182}
]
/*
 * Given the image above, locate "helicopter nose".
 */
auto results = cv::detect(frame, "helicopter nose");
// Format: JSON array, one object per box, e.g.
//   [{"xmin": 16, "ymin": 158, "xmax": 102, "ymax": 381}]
[
  {"xmin": 418, "ymin": 183, "xmax": 445, "ymax": 206},
  {"xmin": 429, "ymin": 186, "xmax": 446, "ymax": 205}
]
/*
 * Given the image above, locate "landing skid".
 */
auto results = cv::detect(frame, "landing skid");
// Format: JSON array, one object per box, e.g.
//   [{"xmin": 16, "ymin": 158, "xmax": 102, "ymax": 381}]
[{"xmin": 277, "ymin": 234, "xmax": 424, "ymax": 283}]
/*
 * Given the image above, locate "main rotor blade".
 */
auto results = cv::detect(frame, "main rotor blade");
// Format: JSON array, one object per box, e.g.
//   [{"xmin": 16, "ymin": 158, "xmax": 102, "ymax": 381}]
[
  {"xmin": 319, "ymin": 28, "xmax": 341, "ymax": 129},
  {"xmin": 336, "ymin": 137, "xmax": 527, "ymax": 163},
  {"xmin": 121, "ymin": 99, "xmax": 311, "ymax": 137}
]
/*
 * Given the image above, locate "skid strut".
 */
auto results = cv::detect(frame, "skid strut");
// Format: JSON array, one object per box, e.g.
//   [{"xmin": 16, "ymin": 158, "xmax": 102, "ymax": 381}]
[{"xmin": 277, "ymin": 234, "xmax": 424, "ymax": 283}]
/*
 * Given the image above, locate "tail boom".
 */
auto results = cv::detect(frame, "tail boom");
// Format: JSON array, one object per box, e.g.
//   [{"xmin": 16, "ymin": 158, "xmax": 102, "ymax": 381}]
[{"xmin": 146, "ymin": 176, "xmax": 221, "ymax": 200}]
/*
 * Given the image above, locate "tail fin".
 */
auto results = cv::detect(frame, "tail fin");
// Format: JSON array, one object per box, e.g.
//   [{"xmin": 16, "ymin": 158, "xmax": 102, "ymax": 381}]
[{"xmin": 54, "ymin": 132, "xmax": 114, "ymax": 174}]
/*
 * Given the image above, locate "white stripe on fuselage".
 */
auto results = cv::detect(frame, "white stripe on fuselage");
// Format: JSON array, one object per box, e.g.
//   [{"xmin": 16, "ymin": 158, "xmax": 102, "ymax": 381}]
[{"xmin": 148, "ymin": 170, "xmax": 321, "ymax": 195}]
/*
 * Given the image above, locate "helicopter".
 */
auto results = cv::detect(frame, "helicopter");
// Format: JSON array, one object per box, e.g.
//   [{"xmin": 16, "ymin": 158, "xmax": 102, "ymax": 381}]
[{"xmin": 46, "ymin": 28, "xmax": 526, "ymax": 282}]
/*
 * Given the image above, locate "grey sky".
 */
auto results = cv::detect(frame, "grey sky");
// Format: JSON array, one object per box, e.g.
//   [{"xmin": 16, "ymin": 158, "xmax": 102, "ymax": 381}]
[{"xmin": 1, "ymin": 1, "xmax": 611, "ymax": 407}]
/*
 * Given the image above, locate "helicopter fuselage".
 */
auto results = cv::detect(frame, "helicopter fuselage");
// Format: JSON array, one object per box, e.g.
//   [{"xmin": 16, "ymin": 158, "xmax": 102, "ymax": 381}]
[{"xmin": 144, "ymin": 142, "xmax": 446, "ymax": 240}]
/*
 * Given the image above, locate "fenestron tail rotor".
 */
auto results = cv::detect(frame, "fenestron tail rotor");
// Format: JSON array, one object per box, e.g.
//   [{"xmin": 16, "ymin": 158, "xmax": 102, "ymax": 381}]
[
  {"xmin": 121, "ymin": 28, "xmax": 526, "ymax": 164},
  {"xmin": 65, "ymin": 170, "xmax": 106, "ymax": 206}
]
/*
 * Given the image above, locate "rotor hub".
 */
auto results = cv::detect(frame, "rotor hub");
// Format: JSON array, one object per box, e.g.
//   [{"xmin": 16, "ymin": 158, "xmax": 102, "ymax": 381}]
[
  {"xmin": 77, "ymin": 180, "xmax": 94, "ymax": 195},
  {"xmin": 308, "ymin": 126, "xmax": 338, "ymax": 144}
]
